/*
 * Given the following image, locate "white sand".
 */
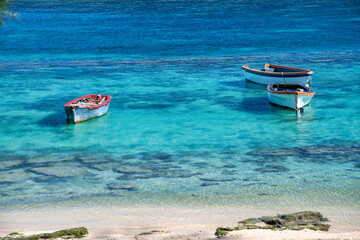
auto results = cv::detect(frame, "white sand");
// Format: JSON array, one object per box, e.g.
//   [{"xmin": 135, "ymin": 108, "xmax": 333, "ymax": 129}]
[{"xmin": 0, "ymin": 205, "xmax": 359, "ymax": 239}]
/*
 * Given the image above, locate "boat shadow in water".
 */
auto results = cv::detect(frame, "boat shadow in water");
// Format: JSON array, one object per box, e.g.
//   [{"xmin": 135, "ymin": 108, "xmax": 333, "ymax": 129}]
[
  {"xmin": 244, "ymin": 80, "xmax": 268, "ymax": 90},
  {"xmin": 38, "ymin": 111, "xmax": 68, "ymax": 127},
  {"xmin": 219, "ymin": 80, "xmax": 245, "ymax": 89},
  {"xmin": 237, "ymin": 96, "xmax": 272, "ymax": 115}
]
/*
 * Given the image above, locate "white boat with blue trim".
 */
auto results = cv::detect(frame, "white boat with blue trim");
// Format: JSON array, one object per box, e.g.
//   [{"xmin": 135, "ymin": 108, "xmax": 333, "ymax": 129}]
[
  {"xmin": 242, "ymin": 64, "xmax": 313, "ymax": 85},
  {"xmin": 64, "ymin": 94, "xmax": 111, "ymax": 123},
  {"xmin": 267, "ymin": 83, "xmax": 315, "ymax": 110}
]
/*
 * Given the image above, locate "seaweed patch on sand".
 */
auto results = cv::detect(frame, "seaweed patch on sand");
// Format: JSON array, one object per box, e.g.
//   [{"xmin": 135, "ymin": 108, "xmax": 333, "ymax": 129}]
[{"xmin": 0, "ymin": 227, "xmax": 88, "ymax": 240}]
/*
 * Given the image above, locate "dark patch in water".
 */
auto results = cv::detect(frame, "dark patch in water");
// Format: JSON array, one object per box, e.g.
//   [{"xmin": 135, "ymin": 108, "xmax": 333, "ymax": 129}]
[
  {"xmin": 258, "ymin": 193, "xmax": 270, "ymax": 196},
  {"xmin": 221, "ymin": 170, "xmax": 236, "ymax": 176},
  {"xmin": 248, "ymin": 143, "xmax": 360, "ymax": 163},
  {"xmin": 179, "ymin": 159, "xmax": 190, "ymax": 164},
  {"xmin": 221, "ymin": 151, "xmax": 238, "ymax": 155},
  {"xmin": 78, "ymin": 155, "xmax": 116, "ymax": 166},
  {"xmin": 244, "ymin": 81, "xmax": 268, "ymax": 90},
  {"xmin": 122, "ymin": 155, "xmax": 136, "ymax": 160},
  {"xmin": 243, "ymin": 182, "xmax": 269, "ymax": 187},
  {"xmin": 107, "ymin": 183, "xmax": 138, "ymax": 191},
  {"xmin": 354, "ymin": 163, "xmax": 360, "ymax": 168},
  {"xmin": 140, "ymin": 152, "xmax": 172, "ymax": 161},
  {"xmin": 214, "ymin": 95, "xmax": 242, "ymax": 112},
  {"xmin": 116, "ymin": 169, "xmax": 200, "ymax": 180},
  {"xmin": 26, "ymin": 96, "xmax": 69, "ymax": 112},
  {"xmin": 254, "ymin": 165, "xmax": 290, "ymax": 173},
  {"xmin": 242, "ymin": 157, "xmax": 282, "ymax": 165},
  {"xmin": 220, "ymin": 81, "xmax": 243, "ymax": 88},
  {"xmin": 223, "ymin": 164, "xmax": 236, "ymax": 168},
  {"xmin": 0, "ymin": 182, "xmax": 13, "ymax": 187},
  {"xmin": 200, "ymin": 177, "xmax": 236, "ymax": 182},
  {"xmin": 31, "ymin": 176, "xmax": 54, "ymax": 183},
  {"xmin": 237, "ymin": 97, "xmax": 271, "ymax": 114},
  {"xmin": 200, "ymin": 182, "xmax": 219, "ymax": 187},
  {"xmin": 0, "ymin": 162, "xmax": 26, "ymax": 171},
  {"xmin": 191, "ymin": 162, "xmax": 209, "ymax": 167},
  {"xmin": 243, "ymin": 177, "xmax": 261, "ymax": 182},
  {"xmin": 38, "ymin": 112, "xmax": 67, "ymax": 128}
]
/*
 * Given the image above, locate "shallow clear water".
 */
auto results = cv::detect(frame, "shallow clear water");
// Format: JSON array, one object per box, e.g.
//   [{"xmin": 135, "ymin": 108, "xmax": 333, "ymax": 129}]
[{"xmin": 0, "ymin": 0, "xmax": 359, "ymax": 211}]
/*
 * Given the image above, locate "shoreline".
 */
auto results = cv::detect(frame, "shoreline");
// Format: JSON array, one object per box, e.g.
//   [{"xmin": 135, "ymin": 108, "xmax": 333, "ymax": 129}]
[{"xmin": 1, "ymin": 205, "xmax": 359, "ymax": 239}]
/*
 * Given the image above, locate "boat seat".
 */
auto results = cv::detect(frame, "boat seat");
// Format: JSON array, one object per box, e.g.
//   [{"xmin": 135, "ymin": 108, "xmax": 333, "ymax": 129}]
[{"xmin": 264, "ymin": 65, "xmax": 275, "ymax": 72}]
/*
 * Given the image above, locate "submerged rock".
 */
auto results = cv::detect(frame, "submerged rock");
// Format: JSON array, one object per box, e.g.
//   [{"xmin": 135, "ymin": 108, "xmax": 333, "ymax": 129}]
[
  {"xmin": 116, "ymin": 167, "xmax": 199, "ymax": 180},
  {"xmin": 248, "ymin": 143, "xmax": 360, "ymax": 163},
  {"xmin": 0, "ymin": 160, "xmax": 24, "ymax": 170},
  {"xmin": 200, "ymin": 177, "xmax": 236, "ymax": 182},
  {"xmin": 200, "ymin": 182, "xmax": 219, "ymax": 187},
  {"xmin": 26, "ymin": 156, "xmax": 75, "ymax": 164},
  {"xmin": 90, "ymin": 162, "xmax": 123, "ymax": 171},
  {"xmin": 107, "ymin": 183, "xmax": 138, "ymax": 191},
  {"xmin": 140, "ymin": 152, "xmax": 172, "ymax": 160},
  {"xmin": 114, "ymin": 165, "xmax": 154, "ymax": 174},
  {"xmin": 0, "ymin": 172, "xmax": 31, "ymax": 184},
  {"xmin": 223, "ymin": 164, "xmax": 237, "ymax": 168},
  {"xmin": 30, "ymin": 166, "xmax": 87, "ymax": 178},
  {"xmin": 77, "ymin": 155, "xmax": 112, "ymax": 164},
  {"xmin": 254, "ymin": 165, "xmax": 290, "ymax": 173}
]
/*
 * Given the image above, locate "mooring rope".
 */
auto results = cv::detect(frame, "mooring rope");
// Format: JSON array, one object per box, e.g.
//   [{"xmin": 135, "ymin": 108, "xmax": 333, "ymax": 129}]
[{"xmin": 282, "ymin": 72, "xmax": 287, "ymax": 83}]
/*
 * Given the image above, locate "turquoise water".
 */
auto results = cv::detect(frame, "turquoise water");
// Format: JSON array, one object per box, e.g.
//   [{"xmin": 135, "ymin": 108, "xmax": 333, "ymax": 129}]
[{"xmin": 0, "ymin": 0, "xmax": 359, "ymax": 210}]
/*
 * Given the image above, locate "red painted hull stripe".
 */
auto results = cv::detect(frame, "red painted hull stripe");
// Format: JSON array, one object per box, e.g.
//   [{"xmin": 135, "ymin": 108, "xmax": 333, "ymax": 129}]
[{"xmin": 63, "ymin": 94, "xmax": 112, "ymax": 110}]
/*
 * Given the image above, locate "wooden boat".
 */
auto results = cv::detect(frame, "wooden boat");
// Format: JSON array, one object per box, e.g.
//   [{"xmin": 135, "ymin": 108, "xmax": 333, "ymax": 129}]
[
  {"xmin": 242, "ymin": 64, "xmax": 313, "ymax": 85},
  {"xmin": 64, "ymin": 94, "xmax": 111, "ymax": 123},
  {"xmin": 267, "ymin": 83, "xmax": 315, "ymax": 110}
]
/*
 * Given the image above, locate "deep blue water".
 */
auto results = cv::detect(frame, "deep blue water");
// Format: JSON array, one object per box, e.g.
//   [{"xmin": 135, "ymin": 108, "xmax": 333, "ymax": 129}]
[{"xmin": 0, "ymin": 0, "xmax": 359, "ymax": 210}]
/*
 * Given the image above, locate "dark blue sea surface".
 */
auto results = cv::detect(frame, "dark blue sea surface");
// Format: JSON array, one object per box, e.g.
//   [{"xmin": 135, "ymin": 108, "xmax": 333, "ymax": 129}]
[{"xmin": 0, "ymin": 0, "xmax": 359, "ymax": 210}]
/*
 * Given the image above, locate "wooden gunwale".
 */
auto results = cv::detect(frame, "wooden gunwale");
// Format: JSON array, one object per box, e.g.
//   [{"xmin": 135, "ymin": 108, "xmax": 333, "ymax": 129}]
[
  {"xmin": 64, "ymin": 95, "xmax": 112, "ymax": 110},
  {"xmin": 242, "ymin": 64, "xmax": 313, "ymax": 77},
  {"xmin": 267, "ymin": 83, "xmax": 315, "ymax": 96}
]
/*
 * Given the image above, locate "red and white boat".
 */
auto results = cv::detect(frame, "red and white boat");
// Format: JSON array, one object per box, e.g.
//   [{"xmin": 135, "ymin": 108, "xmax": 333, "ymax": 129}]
[
  {"xmin": 267, "ymin": 83, "xmax": 315, "ymax": 110},
  {"xmin": 242, "ymin": 64, "xmax": 313, "ymax": 85},
  {"xmin": 64, "ymin": 94, "xmax": 111, "ymax": 123}
]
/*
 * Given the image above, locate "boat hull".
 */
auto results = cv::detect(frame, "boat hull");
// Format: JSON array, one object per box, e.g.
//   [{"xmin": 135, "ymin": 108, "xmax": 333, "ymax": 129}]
[
  {"xmin": 242, "ymin": 64, "xmax": 313, "ymax": 85},
  {"xmin": 65, "ymin": 103, "xmax": 110, "ymax": 123},
  {"xmin": 244, "ymin": 71, "xmax": 310, "ymax": 85},
  {"xmin": 267, "ymin": 92, "xmax": 314, "ymax": 110},
  {"xmin": 64, "ymin": 94, "xmax": 112, "ymax": 124}
]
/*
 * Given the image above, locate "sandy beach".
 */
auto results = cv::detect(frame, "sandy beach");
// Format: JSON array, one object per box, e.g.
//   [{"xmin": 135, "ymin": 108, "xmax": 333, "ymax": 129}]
[{"xmin": 1, "ymin": 205, "xmax": 359, "ymax": 239}]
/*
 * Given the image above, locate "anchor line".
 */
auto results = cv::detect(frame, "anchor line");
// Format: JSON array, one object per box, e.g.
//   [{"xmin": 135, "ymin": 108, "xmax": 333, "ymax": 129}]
[{"xmin": 307, "ymin": 76, "xmax": 312, "ymax": 86}]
